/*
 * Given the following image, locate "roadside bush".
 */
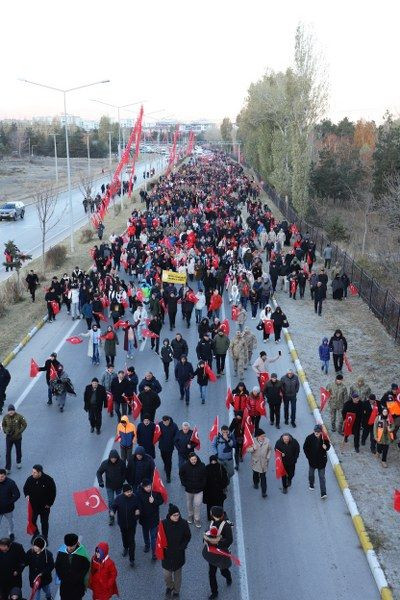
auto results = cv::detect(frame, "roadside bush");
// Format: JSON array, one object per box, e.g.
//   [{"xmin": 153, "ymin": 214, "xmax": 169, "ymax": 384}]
[
  {"xmin": 0, "ymin": 290, "xmax": 7, "ymax": 317},
  {"xmin": 79, "ymin": 228, "xmax": 94, "ymax": 244},
  {"xmin": 3, "ymin": 277, "xmax": 24, "ymax": 304},
  {"xmin": 326, "ymin": 216, "xmax": 349, "ymax": 242},
  {"xmin": 45, "ymin": 245, "xmax": 68, "ymax": 269}
]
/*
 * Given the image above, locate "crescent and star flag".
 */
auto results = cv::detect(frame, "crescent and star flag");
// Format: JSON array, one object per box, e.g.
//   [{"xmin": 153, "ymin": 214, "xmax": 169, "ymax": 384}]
[
  {"xmin": 367, "ymin": 405, "xmax": 378, "ymax": 426},
  {"xmin": 220, "ymin": 319, "xmax": 230, "ymax": 335},
  {"xmin": 241, "ymin": 421, "xmax": 254, "ymax": 456},
  {"xmin": 258, "ymin": 372, "xmax": 269, "ymax": 389},
  {"xmin": 93, "ymin": 311, "xmax": 107, "ymax": 322},
  {"xmin": 155, "ymin": 520, "xmax": 168, "ymax": 560},
  {"xmin": 242, "ymin": 407, "xmax": 255, "ymax": 434},
  {"xmin": 231, "ymin": 306, "xmax": 239, "ymax": 321},
  {"xmin": 49, "ymin": 364, "xmax": 58, "ymax": 381},
  {"xmin": 207, "ymin": 545, "xmax": 241, "ymax": 566},
  {"xmin": 73, "ymin": 487, "xmax": 108, "ymax": 516},
  {"xmin": 263, "ymin": 319, "xmax": 274, "ymax": 334},
  {"xmin": 394, "ymin": 490, "xmax": 400, "ymax": 512},
  {"xmin": 209, "ymin": 416, "xmax": 219, "ymax": 441},
  {"xmin": 132, "ymin": 394, "xmax": 142, "ymax": 420},
  {"xmin": 320, "ymin": 387, "xmax": 331, "ymax": 411},
  {"xmin": 142, "ymin": 328, "xmax": 159, "ymax": 339},
  {"xmin": 50, "ymin": 300, "xmax": 60, "ymax": 315},
  {"xmin": 349, "ymin": 283, "xmax": 359, "ymax": 296},
  {"xmin": 66, "ymin": 336, "xmax": 83, "ymax": 344},
  {"xmin": 27, "ymin": 499, "xmax": 36, "ymax": 535},
  {"xmin": 190, "ymin": 426, "xmax": 201, "ymax": 450},
  {"xmin": 344, "ymin": 354, "xmax": 352, "ymax": 372},
  {"xmin": 225, "ymin": 387, "xmax": 233, "ymax": 410},
  {"xmin": 114, "ymin": 319, "xmax": 129, "ymax": 329},
  {"xmin": 152, "ymin": 468, "xmax": 168, "ymax": 503},
  {"xmin": 106, "ymin": 392, "xmax": 113, "ymax": 414},
  {"xmin": 187, "ymin": 291, "xmax": 198, "ymax": 303},
  {"xmin": 255, "ymin": 395, "xmax": 266, "ymax": 417},
  {"xmin": 343, "ymin": 412, "xmax": 356, "ymax": 437},
  {"xmin": 275, "ymin": 449, "xmax": 287, "ymax": 479},
  {"xmin": 153, "ymin": 423, "xmax": 162, "ymax": 445},
  {"xmin": 28, "ymin": 576, "xmax": 42, "ymax": 600},
  {"xmin": 204, "ymin": 362, "xmax": 217, "ymax": 382},
  {"xmin": 30, "ymin": 359, "xmax": 39, "ymax": 378}
]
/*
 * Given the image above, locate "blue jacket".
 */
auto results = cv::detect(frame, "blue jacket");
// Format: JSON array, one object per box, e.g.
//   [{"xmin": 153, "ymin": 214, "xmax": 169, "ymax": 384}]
[
  {"xmin": 319, "ymin": 338, "xmax": 331, "ymax": 361},
  {"xmin": 174, "ymin": 361, "xmax": 194, "ymax": 384},
  {"xmin": 111, "ymin": 492, "xmax": 140, "ymax": 528},
  {"xmin": 212, "ymin": 432, "xmax": 236, "ymax": 461},
  {"xmin": 159, "ymin": 419, "xmax": 179, "ymax": 453}
]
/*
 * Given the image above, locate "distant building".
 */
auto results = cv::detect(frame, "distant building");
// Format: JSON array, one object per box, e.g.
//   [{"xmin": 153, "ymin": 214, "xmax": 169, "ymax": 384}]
[{"xmin": 32, "ymin": 115, "xmax": 99, "ymax": 130}]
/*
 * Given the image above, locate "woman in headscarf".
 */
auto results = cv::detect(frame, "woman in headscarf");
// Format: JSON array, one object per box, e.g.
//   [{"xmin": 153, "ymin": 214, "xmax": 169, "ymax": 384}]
[{"xmin": 88, "ymin": 542, "xmax": 118, "ymax": 600}]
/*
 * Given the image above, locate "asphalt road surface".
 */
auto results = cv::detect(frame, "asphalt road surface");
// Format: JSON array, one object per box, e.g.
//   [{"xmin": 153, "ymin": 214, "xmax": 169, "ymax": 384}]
[
  {"xmin": 0, "ymin": 155, "xmax": 167, "ymax": 282},
  {"xmin": 1, "ymin": 286, "xmax": 378, "ymax": 599}
]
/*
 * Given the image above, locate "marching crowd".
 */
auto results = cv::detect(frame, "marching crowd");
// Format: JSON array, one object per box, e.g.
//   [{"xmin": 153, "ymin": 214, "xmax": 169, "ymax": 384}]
[{"xmin": 0, "ymin": 152, "xmax": 398, "ymax": 600}]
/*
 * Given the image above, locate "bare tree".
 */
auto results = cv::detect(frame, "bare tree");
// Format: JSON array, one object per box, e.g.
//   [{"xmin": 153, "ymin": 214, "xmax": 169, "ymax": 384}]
[
  {"xmin": 34, "ymin": 187, "xmax": 65, "ymax": 275},
  {"xmin": 79, "ymin": 175, "xmax": 94, "ymax": 218}
]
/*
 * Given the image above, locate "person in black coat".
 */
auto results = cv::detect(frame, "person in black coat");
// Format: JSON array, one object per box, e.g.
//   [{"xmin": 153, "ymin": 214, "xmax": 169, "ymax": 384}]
[
  {"xmin": 174, "ymin": 423, "xmax": 196, "ymax": 469},
  {"xmin": 171, "ymin": 335, "xmax": 189, "ymax": 365},
  {"xmin": 303, "ymin": 425, "xmax": 330, "ymax": 498},
  {"xmin": 313, "ymin": 281, "xmax": 326, "ymax": 316},
  {"xmin": 25, "ymin": 535, "xmax": 54, "ymax": 598},
  {"xmin": 137, "ymin": 480, "xmax": 164, "ymax": 560},
  {"xmin": 174, "ymin": 356, "xmax": 194, "ymax": 405},
  {"xmin": 179, "ymin": 453, "xmax": 206, "ymax": 527},
  {"xmin": 196, "ymin": 334, "xmax": 213, "ymax": 367},
  {"xmin": 0, "ymin": 470, "xmax": 20, "ymax": 539},
  {"xmin": 166, "ymin": 293, "xmax": 178, "ymax": 330},
  {"xmin": 110, "ymin": 372, "xmax": 131, "ymax": 421},
  {"xmin": 160, "ymin": 339, "xmax": 174, "ymax": 381},
  {"xmin": 83, "ymin": 378, "xmax": 107, "ymax": 434},
  {"xmin": 55, "ymin": 533, "xmax": 90, "ymax": 600},
  {"xmin": 264, "ymin": 375, "xmax": 284, "ymax": 429},
  {"xmin": 161, "ymin": 504, "xmax": 191, "ymax": 597},
  {"xmin": 158, "ymin": 416, "xmax": 178, "ymax": 482},
  {"xmin": 203, "ymin": 456, "xmax": 229, "ymax": 520},
  {"xmin": 96, "ymin": 449, "xmax": 126, "ymax": 525},
  {"xmin": 38, "ymin": 353, "xmax": 61, "ymax": 405},
  {"xmin": 0, "ymin": 538, "xmax": 25, "ymax": 599},
  {"xmin": 138, "ymin": 386, "xmax": 161, "ymax": 422},
  {"xmin": 342, "ymin": 392, "xmax": 363, "ymax": 452},
  {"xmin": 138, "ymin": 373, "xmax": 162, "ymax": 395},
  {"xmin": 202, "ymin": 505, "xmax": 233, "ymax": 598},
  {"xmin": 270, "ymin": 307, "xmax": 288, "ymax": 342},
  {"xmin": 126, "ymin": 446, "xmax": 155, "ymax": 491},
  {"xmin": 137, "ymin": 417, "xmax": 156, "ymax": 458},
  {"xmin": 274, "ymin": 434, "xmax": 300, "ymax": 493},
  {"xmin": 23, "ymin": 465, "xmax": 56, "ymax": 543},
  {"xmin": 0, "ymin": 364, "xmax": 11, "ymax": 415},
  {"xmin": 361, "ymin": 394, "xmax": 377, "ymax": 453},
  {"xmin": 111, "ymin": 485, "xmax": 140, "ymax": 566}
]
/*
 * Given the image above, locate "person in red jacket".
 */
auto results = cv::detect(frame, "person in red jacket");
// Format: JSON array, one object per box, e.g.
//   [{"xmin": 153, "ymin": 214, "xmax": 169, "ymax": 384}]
[
  {"xmin": 88, "ymin": 542, "xmax": 118, "ymax": 600},
  {"xmin": 208, "ymin": 290, "xmax": 222, "ymax": 319}
]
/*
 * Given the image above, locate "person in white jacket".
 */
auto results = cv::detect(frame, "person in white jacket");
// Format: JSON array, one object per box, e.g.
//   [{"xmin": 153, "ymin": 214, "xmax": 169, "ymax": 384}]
[
  {"xmin": 133, "ymin": 305, "xmax": 148, "ymax": 341},
  {"xmin": 252, "ymin": 351, "xmax": 280, "ymax": 375},
  {"xmin": 68, "ymin": 285, "xmax": 80, "ymax": 320},
  {"xmin": 82, "ymin": 325, "xmax": 102, "ymax": 365},
  {"xmin": 259, "ymin": 305, "xmax": 273, "ymax": 342},
  {"xmin": 195, "ymin": 289, "xmax": 206, "ymax": 323}
]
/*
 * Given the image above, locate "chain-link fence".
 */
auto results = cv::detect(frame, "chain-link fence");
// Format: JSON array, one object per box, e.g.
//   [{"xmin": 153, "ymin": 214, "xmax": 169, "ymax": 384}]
[{"xmin": 262, "ymin": 180, "xmax": 400, "ymax": 344}]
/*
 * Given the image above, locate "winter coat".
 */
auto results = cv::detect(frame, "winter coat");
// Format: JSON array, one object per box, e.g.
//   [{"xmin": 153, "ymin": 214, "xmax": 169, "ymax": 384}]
[
  {"xmin": 271, "ymin": 309, "xmax": 287, "ymax": 329},
  {"xmin": 137, "ymin": 422, "xmax": 156, "ymax": 457},
  {"xmin": 171, "ymin": 338, "xmax": 188, "ymax": 360},
  {"xmin": 349, "ymin": 379, "xmax": 371, "ymax": 402},
  {"xmin": 82, "ymin": 329, "xmax": 102, "ymax": 358},
  {"xmin": 25, "ymin": 546, "xmax": 54, "ymax": 587},
  {"xmin": 158, "ymin": 419, "xmax": 179, "ymax": 453},
  {"xmin": 1, "ymin": 413, "xmax": 27, "ymax": 440},
  {"xmin": 193, "ymin": 365, "xmax": 209, "ymax": 386},
  {"xmin": 274, "ymin": 436, "xmax": 300, "ymax": 467},
  {"xmin": 125, "ymin": 448, "xmax": 155, "ymax": 487},
  {"xmin": 229, "ymin": 336, "xmax": 247, "ymax": 360},
  {"xmin": 0, "ymin": 476, "xmax": 20, "ymax": 515},
  {"xmin": 116, "ymin": 416, "xmax": 136, "ymax": 449},
  {"xmin": 83, "ymin": 384, "xmax": 107, "ymax": 412},
  {"xmin": 0, "ymin": 365, "xmax": 11, "ymax": 392},
  {"xmin": 174, "ymin": 430, "xmax": 196, "ymax": 460},
  {"xmin": 196, "ymin": 339, "xmax": 213, "ymax": 363},
  {"xmin": 38, "ymin": 358, "xmax": 61, "ymax": 385},
  {"xmin": 280, "ymin": 374, "xmax": 300, "ymax": 398},
  {"xmin": 174, "ymin": 361, "xmax": 194, "ymax": 384},
  {"xmin": 248, "ymin": 437, "xmax": 272, "ymax": 473},
  {"xmin": 264, "ymin": 380, "xmax": 283, "ymax": 405},
  {"xmin": 161, "ymin": 516, "xmax": 191, "ymax": 571},
  {"xmin": 0, "ymin": 541, "xmax": 25, "ymax": 592},
  {"xmin": 137, "ymin": 488, "xmax": 163, "ymax": 528},
  {"xmin": 104, "ymin": 332, "xmax": 119, "ymax": 357},
  {"xmin": 328, "ymin": 334, "xmax": 347, "ymax": 355},
  {"xmin": 242, "ymin": 330, "xmax": 257, "ymax": 355},
  {"xmin": 138, "ymin": 376, "xmax": 162, "ymax": 394},
  {"xmin": 111, "ymin": 492, "xmax": 140, "ymax": 529},
  {"xmin": 303, "ymin": 433, "xmax": 330, "ymax": 469},
  {"xmin": 138, "ymin": 389, "xmax": 161, "ymax": 418},
  {"xmin": 23, "ymin": 472, "xmax": 56, "ymax": 511},
  {"xmin": 342, "ymin": 399, "xmax": 363, "ymax": 429},
  {"xmin": 212, "ymin": 433, "xmax": 236, "ymax": 461},
  {"xmin": 110, "ymin": 378, "xmax": 130, "ymax": 405},
  {"xmin": 88, "ymin": 542, "xmax": 118, "ymax": 600},
  {"xmin": 100, "ymin": 371, "xmax": 117, "ymax": 392},
  {"xmin": 161, "ymin": 345, "xmax": 173, "ymax": 364},
  {"xmin": 97, "ymin": 450, "xmax": 126, "ymax": 491},
  {"xmin": 212, "ymin": 334, "xmax": 230, "ymax": 355},
  {"xmin": 179, "ymin": 459, "xmax": 207, "ymax": 494},
  {"xmin": 326, "ymin": 381, "xmax": 348, "ymax": 410},
  {"xmin": 318, "ymin": 338, "xmax": 330, "ymax": 361},
  {"xmin": 55, "ymin": 543, "xmax": 90, "ymax": 599},
  {"xmin": 373, "ymin": 415, "xmax": 395, "ymax": 445},
  {"xmin": 202, "ymin": 519, "xmax": 233, "ymax": 570},
  {"xmin": 202, "ymin": 462, "xmax": 229, "ymax": 506}
]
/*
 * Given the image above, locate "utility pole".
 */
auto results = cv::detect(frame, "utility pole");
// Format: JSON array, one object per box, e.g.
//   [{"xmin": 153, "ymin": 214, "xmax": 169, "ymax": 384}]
[
  {"xmin": 86, "ymin": 133, "xmax": 91, "ymax": 178},
  {"xmin": 52, "ymin": 133, "xmax": 59, "ymax": 182}
]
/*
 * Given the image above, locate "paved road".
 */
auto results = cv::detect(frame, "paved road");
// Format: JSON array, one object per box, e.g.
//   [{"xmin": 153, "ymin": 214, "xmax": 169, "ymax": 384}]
[
  {"xmin": 1, "ymin": 285, "xmax": 378, "ymax": 598},
  {"xmin": 0, "ymin": 155, "xmax": 167, "ymax": 282}
]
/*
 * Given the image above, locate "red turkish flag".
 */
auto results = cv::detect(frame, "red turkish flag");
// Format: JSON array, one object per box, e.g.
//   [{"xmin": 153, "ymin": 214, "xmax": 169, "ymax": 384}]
[
  {"xmin": 100, "ymin": 295, "xmax": 110, "ymax": 308},
  {"xmin": 220, "ymin": 319, "xmax": 230, "ymax": 336},
  {"xmin": 349, "ymin": 283, "xmax": 358, "ymax": 296},
  {"xmin": 290, "ymin": 279, "xmax": 297, "ymax": 294},
  {"xmin": 30, "ymin": 359, "xmax": 39, "ymax": 378},
  {"xmin": 394, "ymin": 489, "xmax": 400, "ymax": 512},
  {"xmin": 263, "ymin": 319, "xmax": 274, "ymax": 335},
  {"xmin": 106, "ymin": 392, "xmax": 113, "ymax": 414},
  {"xmin": 66, "ymin": 336, "xmax": 83, "ymax": 345},
  {"xmin": 231, "ymin": 305, "xmax": 239, "ymax": 321},
  {"xmin": 153, "ymin": 423, "xmax": 162, "ymax": 445},
  {"xmin": 242, "ymin": 421, "xmax": 255, "ymax": 456},
  {"xmin": 255, "ymin": 395, "xmax": 267, "ymax": 417},
  {"xmin": 152, "ymin": 468, "xmax": 168, "ymax": 503},
  {"xmin": 204, "ymin": 362, "xmax": 217, "ymax": 382},
  {"xmin": 50, "ymin": 300, "xmax": 60, "ymax": 315},
  {"xmin": 368, "ymin": 405, "xmax": 378, "ymax": 426},
  {"xmin": 142, "ymin": 328, "xmax": 159, "ymax": 339},
  {"xmin": 27, "ymin": 499, "xmax": 36, "ymax": 535},
  {"xmin": 73, "ymin": 487, "xmax": 108, "ymax": 516},
  {"xmin": 93, "ymin": 311, "xmax": 108, "ymax": 322},
  {"xmin": 114, "ymin": 319, "xmax": 130, "ymax": 329},
  {"xmin": 155, "ymin": 520, "xmax": 168, "ymax": 560},
  {"xmin": 242, "ymin": 407, "xmax": 255, "ymax": 434},
  {"xmin": 208, "ymin": 416, "xmax": 219, "ymax": 441},
  {"xmin": 132, "ymin": 394, "xmax": 142, "ymax": 420},
  {"xmin": 207, "ymin": 545, "xmax": 241, "ymax": 566},
  {"xmin": 343, "ymin": 412, "xmax": 356, "ymax": 437},
  {"xmin": 320, "ymin": 387, "xmax": 331, "ymax": 411},
  {"xmin": 275, "ymin": 449, "xmax": 287, "ymax": 479},
  {"xmin": 344, "ymin": 354, "xmax": 352, "ymax": 372},
  {"xmin": 190, "ymin": 426, "xmax": 201, "ymax": 450},
  {"xmin": 49, "ymin": 364, "xmax": 58, "ymax": 381},
  {"xmin": 225, "ymin": 387, "xmax": 233, "ymax": 410},
  {"xmin": 187, "ymin": 291, "xmax": 198, "ymax": 303},
  {"xmin": 321, "ymin": 425, "xmax": 330, "ymax": 443},
  {"xmin": 28, "ymin": 576, "xmax": 42, "ymax": 600},
  {"xmin": 258, "ymin": 372, "xmax": 269, "ymax": 390}
]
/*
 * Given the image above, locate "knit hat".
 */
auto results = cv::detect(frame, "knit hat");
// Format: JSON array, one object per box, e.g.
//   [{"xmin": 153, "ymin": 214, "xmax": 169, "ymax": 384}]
[
  {"xmin": 123, "ymin": 484, "xmax": 133, "ymax": 493},
  {"xmin": 336, "ymin": 374, "xmax": 344, "ymax": 380},
  {"xmin": 271, "ymin": 373, "xmax": 277, "ymax": 379},
  {"xmin": 314, "ymin": 424, "xmax": 323, "ymax": 432},
  {"xmin": 64, "ymin": 533, "xmax": 79, "ymax": 546},
  {"xmin": 32, "ymin": 535, "xmax": 46, "ymax": 550},
  {"xmin": 210, "ymin": 506, "xmax": 224, "ymax": 519},
  {"xmin": 7, "ymin": 404, "xmax": 15, "ymax": 411},
  {"xmin": 351, "ymin": 391, "xmax": 359, "ymax": 399},
  {"xmin": 167, "ymin": 503, "xmax": 180, "ymax": 516},
  {"xmin": 391, "ymin": 383, "xmax": 398, "ymax": 390},
  {"xmin": 255, "ymin": 428, "xmax": 265, "ymax": 437},
  {"xmin": 134, "ymin": 446, "xmax": 145, "ymax": 456},
  {"xmin": 209, "ymin": 455, "xmax": 218, "ymax": 463},
  {"xmin": 252, "ymin": 386, "xmax": 260, "ymax": 394}
]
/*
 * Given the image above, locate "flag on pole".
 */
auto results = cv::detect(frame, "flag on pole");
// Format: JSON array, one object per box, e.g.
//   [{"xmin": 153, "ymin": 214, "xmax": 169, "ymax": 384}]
[
  {"xmin": 343, "ymin": 412, "xmax": 356, "ymax": 437},
  {"xmin": 73, "ymin": 487, "xmax": 108, "ymax": 516},
  {"xmin": 190, "ymin": 426, "xmax": 201, "ymax": 450},
  {"xmin": 208, "ymin": 416, "xmax": 219, "ymax": 441},
  {"xmin": 132, "ymin": 394, "xmax": 142, "ymax": 420},
  {"xmin": 241, "ymin": 421, "xmax": 254, "ymax": 456},
  {"xmin": 204, "ymin": 362, "xmax": 217, "ymax": 382},
  {"xmin": 320, "ymin": 387, "xmax": 331, "ymax": 411},
  {"xmin": 275, "ymin": 449, "xmax": 287, "ymax": 479},
  {"xmin": 30, "ymin": 359, "xmax": 39, "ymax": 378},
  {"xmin": 106, "ymin": 392, "xmax": 113, "ymax": 414},
  {"xmin": 344, "ymin": 354, "xmax": 352, "ymax": 372},
  {"xmin": 152, "ymin": 468, "xmax": 168, "ymax": 503},
  {"xmin": 28, "ymin": 576, "xmax": 42, "ymax": 600},
  {"xmin": 225, "ymin": 387, "xmax": 233, "ymax": 410},
  {"xmin": 153, "ymin": 423, "xmax": 162, "ymax": 445},
  {"xmin": 258, "ymin": 372, "xmax": 269, "ymax": 390},
  {"xmin": 27, "ymin": 499, "xmax": 36, "ymax": 535},
  {"xmin": 155, "ymin": 520, "xmax": 168, "ymax": 559}
]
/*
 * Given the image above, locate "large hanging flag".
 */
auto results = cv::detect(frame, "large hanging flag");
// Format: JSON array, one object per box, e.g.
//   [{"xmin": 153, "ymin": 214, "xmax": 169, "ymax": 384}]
[
  {"xmin": 155, "ymin": 520, "xmax": 168, "ymax": 560},
  {"xmin": 152, "ymin": 468, "xmax": 168, "ymax": 503},
  {"xmin": 73, "ymin": 487, "xmax": 108, "ymax": 516},
  {"xmin": 208, "ymin": 416, "xmax": 219, "ymax": 441},
  {"xmin": 275, "ymin": 449, "xmax": 287, "ymax": 479},
  {"xmin": 320, "ymin": 387, "xmax": 331, "ymax": 411}
]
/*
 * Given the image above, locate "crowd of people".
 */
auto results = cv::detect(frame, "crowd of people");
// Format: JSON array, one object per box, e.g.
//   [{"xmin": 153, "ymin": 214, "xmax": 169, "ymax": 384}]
[{"xmin": 0, "ymin": 151, "xmax": 397, "ymax": 600}]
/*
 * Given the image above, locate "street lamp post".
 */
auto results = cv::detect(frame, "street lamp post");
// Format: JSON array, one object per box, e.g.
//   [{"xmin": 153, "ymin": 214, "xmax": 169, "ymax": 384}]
[
  {"xmin": 19, "ymin": 78, "xmax": 110, "ymax": 252},
  {"xmin": 51, "ymin": 133, "xmax": 59, "ymax": 182},
  {"xmin": 86, "ymin": 133, "xmax": 91, "ymax": 178},
  {"xmin": 107, "ymin": 131, "xmax": 112, "ymax": 172}
]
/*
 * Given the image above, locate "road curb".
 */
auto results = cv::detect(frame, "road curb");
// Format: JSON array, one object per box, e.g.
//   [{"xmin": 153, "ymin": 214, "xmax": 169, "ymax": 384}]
[
  {"xmin": 272, "ymin": 298, "xmax": 392, "ymax": 600},
  {"xmin": 2, "ymin": 316, "xmax": 48, "ymax": 367}
]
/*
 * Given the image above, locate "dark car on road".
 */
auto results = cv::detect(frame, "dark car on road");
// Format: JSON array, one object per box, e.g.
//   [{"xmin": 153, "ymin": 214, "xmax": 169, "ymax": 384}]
[{"xmin": 0, "ymin": 201, "xmax": 25, "ymax": 220}]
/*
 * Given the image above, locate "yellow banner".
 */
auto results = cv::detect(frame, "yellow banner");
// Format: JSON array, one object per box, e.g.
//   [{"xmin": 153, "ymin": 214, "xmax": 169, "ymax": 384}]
[{"xmin": 162, "ymin": 270, "xmax": 187, "ymax": 284}]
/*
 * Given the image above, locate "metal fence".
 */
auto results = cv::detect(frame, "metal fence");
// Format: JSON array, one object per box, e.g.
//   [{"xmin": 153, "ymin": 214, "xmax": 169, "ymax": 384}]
[{"xmin": 261, "ymin": 180, "xmax": 400, "ymax": 345}]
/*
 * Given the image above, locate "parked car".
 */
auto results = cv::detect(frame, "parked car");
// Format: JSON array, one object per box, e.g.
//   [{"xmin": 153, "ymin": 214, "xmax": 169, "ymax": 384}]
[{"xmin": 0, "ymin": 201, "xmax": 25, "ymax": 220}]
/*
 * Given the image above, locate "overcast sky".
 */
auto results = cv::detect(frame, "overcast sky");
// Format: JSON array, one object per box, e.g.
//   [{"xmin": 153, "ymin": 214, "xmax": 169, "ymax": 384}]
[{"xmin": 1, "ymin": 0, "xmax": 399, "ymax": 125}]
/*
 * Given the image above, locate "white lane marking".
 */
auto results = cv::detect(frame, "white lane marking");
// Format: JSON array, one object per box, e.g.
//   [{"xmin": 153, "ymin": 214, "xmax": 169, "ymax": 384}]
[
  {"xmin": 93, "ymin": 436, "xmax": 116, "ymax": 486},
  {"xmin": 13, "ymin": 319, "xmax": 81, "ymax": 410},
  {"xmin": 222, "ymin": 302, "xmax": 250, "ymax": 600}
]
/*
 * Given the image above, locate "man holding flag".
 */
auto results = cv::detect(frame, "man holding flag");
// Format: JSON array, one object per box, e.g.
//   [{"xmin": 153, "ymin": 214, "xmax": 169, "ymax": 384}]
[
  {"xmin": 202, "ymin": 506, "xmax": 234, "ymax": 599},
  {"xmin": 159, "ymin": 504, "xmax": 191, "ymax": 599},
  {"xmin": 303, "ymin": 425, "xmax": 330, "ymax": 499},
  {"xmin": 38, "ymin": 352, "xmax": 60, "ymax": 406},
  {"xmin": 137, "ymin": 479, "xmax": 164, "ymax": 561},
  {"xmin": 342, "ymin": 392, "xmax": 363, "ymax": 452}
]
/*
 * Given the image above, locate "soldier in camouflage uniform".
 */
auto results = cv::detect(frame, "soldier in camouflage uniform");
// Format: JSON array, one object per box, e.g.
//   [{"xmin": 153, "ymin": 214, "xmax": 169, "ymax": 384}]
[
  {"xmin": 326, "ymin": 373, "xmax": 348, "ymax": 432},
  {"xmin": 349, "ymin": 376, "xmax": 371, "ymax": 402},
  {"xmin": 229, "ymin": 331, "xmax": 248, "ymax": 379},
  {"xmin": 242, "ymin": 327, "xmax": 258, "ymax": 370}
]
